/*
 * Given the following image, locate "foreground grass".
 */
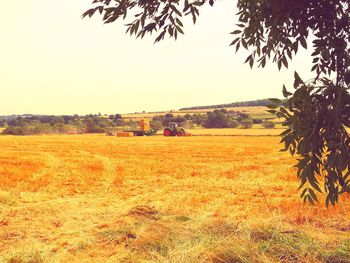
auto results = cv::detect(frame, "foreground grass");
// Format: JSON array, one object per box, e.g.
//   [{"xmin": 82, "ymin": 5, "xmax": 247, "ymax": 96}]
[{"xmin": 0, "ymin": 135, "xmax": 349, "ymax": 262}]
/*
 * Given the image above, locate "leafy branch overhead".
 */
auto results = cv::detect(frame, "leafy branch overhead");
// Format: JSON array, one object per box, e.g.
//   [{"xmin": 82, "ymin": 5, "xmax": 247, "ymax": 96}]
[
  {"xmin": 83, "ymin": 0, "xmax": 216, "ymax": 43},
  {"xmin": 84, "ymin": 1, "xmax": 349, "ymax": 76},
  {"xmin": 231, "ymin": 1, "xmax": 350, "ymax": 74},
  {"xmin": 84, "ymin": 0, "xmax": 350, "ymax": 206},
  {"xmin": 270, "ymin": 72, "xmax": 350, "ymax": 207}
]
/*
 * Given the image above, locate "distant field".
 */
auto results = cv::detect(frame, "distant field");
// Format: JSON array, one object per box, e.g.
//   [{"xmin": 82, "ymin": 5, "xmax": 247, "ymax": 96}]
[
  {"xmin": 122, "ymin": 106, "xmax": 277, "ymax": 121},
  {"xmin": 179, "ymin": 106, "xmax": 270, "ymax": 115},
  {"xmin": 0, "ymin": 135, "xmax": 349, "ymax": 262}
]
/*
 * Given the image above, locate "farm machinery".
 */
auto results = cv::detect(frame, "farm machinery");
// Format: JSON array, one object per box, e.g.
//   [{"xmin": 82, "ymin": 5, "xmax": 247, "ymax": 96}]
[
  {"xmin": 163, "ymin": 122, "xmax": 187, "ymax": 136},
  {"xmin": 122, "ymin": 119, "xmax": 156, "ymax": 136},
  {"xmin": 111, "ymin": 119, "xmax": 190, "ymax": 137}
]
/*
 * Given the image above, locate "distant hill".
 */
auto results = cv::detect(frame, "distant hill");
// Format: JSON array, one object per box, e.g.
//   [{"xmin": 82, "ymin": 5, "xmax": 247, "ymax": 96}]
[{"xmin": 179, "ymin": 99, "xmax": 270, "ymax": 111}]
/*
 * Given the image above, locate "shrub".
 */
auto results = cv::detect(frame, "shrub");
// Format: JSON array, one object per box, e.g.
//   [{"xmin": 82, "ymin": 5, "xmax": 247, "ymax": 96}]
[
  {"xmin": 192, "ymin": 114, "xmax": 206, "ymax": 126},
  {"xmin": 184, "ymin": 114, "xmax": 192, "ymax": 120},
  {"xmin": 204, "ymin": 110, "xmax": 227, "ymax": 128},
  {"xmin": 114, "ymin": 119, "xmax": 125, "ymax": 126},
  {"xmin": 237, "ymin": 112, "xmax": 249, "ymax": 120},
  {"xmin": 181, "ymin": 120, "xmax": 194, "ymax": 129},
  {"xmin": 84, "ymin": 118, "xmax": 105, "ymax": 133},
  {"xmin": 262, "ymin": 121, "xmax": 276, "ymax": 128},
  {"xmin": 162, "ymin": 116, "xmax": 186, "ymax": 127},
  {"xmin": 253, "ymin": 119, "xmax": 263, "ymax": 124},
  {"xmin": 2, "ymin": 126, "xmax": 26, "ymax": 135},
  {"xmin": 53, "ymin": 123, "xmax": 67, "ymax": 133},
  {"xmin": 150, "ymin": 120, "xmax": 163, "ymax": 131},
  {"xmin": 227, "ymin": 118, "xmax": 239, "ymax": 128},
  {"xmin": 114, "ymin": 113, "xmax": 122, "ymax": 120},
  {"xmin": 239, "ymin": 119, "xmax": 253, "ymax": 129}
]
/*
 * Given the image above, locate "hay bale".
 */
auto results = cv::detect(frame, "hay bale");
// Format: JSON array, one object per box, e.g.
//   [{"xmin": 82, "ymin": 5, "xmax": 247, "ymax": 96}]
[{"xmin": 117, "ymin": 132, "xmax": 134, "ymax": 137}]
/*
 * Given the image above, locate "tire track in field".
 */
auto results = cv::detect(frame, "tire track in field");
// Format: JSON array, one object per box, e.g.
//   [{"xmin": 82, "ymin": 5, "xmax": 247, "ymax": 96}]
[{"xmin": 92, "ymin": 153, "xmax": 117, "ymax": 189}]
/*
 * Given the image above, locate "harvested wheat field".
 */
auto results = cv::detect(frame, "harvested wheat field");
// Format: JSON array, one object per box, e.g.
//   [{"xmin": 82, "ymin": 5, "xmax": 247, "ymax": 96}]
[{"xmin": 0, "ymin": 135, "xmax": 349, "ymax": 263}]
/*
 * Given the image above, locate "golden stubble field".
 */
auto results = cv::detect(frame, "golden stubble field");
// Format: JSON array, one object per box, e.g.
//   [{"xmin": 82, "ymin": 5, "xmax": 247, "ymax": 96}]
[{"xmin": 0, "ymin": 135, "xmax": 349, "ymax": 262}]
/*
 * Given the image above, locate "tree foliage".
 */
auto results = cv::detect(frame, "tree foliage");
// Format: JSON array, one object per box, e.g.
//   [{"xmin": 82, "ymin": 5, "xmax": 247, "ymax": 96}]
[
  {"xmin": 1, "ymin": 114, "xmax": 126, "ymax": 135},
  {"xmin": 270, "ymin": 74, "xmax": 350, "ymax": 207},
  {"xmin": 204, "ymin": 110, "xmax": 228, "ymax": 128},
  {"xmin": 239, "ymin": 118, "xmax": 253, "ymax": 129},
  {"xmin": 262, "ymin": 120, "xmax": 275, "ymax": 129},
  {"xmin": 84, "ymin": 0, "xmax": 350, "ymax": 205},
  {"xmin": 180, "ymin": 99, "xmax": 270, "ymax": 111}
]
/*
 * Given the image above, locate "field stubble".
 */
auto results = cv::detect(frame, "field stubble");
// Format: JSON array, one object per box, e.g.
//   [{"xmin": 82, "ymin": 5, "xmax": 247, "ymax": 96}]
[{"xmin": 0, "ymin": 135, "xmax": 349, "ymax": 262}]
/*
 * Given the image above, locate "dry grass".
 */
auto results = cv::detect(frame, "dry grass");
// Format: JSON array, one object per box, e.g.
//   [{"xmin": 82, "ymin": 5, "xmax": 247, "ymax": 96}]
[{"xmin": 0, "ymin": 135, "xmax": 349, "ymax": 262}]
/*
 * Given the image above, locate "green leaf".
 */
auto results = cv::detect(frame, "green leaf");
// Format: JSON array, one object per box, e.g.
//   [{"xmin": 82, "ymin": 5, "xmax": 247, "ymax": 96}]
[
  {"xmin": 308, "ymin": 188, "xmax": 319, "ymax": 202},
  {"xmin": 170, "ymin": 5, "xmax": 182, "ymax": 17},
  {"xmin": 300, "ymin": 36, "xmax": 307, "ymax": 49},
  {"xmin": 282, "ymin": 56, "xmax": 288, "ymax": 68},
  {"xmin": 82, "ymin": 9, "xmax": 94, "ymax": 18},
  {"xmin": 294, "ymin": 71, "xmax": 303, "ymax": 88},
  {"xmin": 241, "ymin": 39, "xmax": 248, "ymax": 49},
  {"xmin": 267, "ymin": 109, "xmax": 277, "ymax": 114},
  {"xmin": 292, "ymin": 41, "xmax": 299, "ymax": 54},
  {"xmin": 176, "ymin": 25, "xmax": 184, "ymax": 34},
  {"xmin": 244, "ymin": 55, "xmax": 252, "ymax": 64},
  {"xmin": 282, "ymin": 85, "xmax": 292, "ymax": 98},
  {"xmin": 279, "ymin": 107, "xmax": 291, "ymax": 117},
  {"xmin": 266, "ymin": 104, "xmax": 278, "ymax": 109},
  {"xmin": 268, "ymin": 98, "xmax": 282, "ymax": 104},
  {"xmin": 176, "ymin": 18, "xmax": 183, "ymax": 27},
  {"xmin": 300, "ymin": 187, "xmax": 308, "ymax": 198},
  {"xmin": 325, "ymin": 195, "xmax": 330, "ymax": 207},
  {"xmin": 191, "ymin": 1, "xmax": 203, "ymax": 6},
  {"xmin": 235, "ymin": 42, "xmax": 240, "ymax": 52},
  {"xmin": 280, "ymin": 129, "xmax": 292, "ymax": 136},
  {"xmin": 231, "ymin": 30, "xmax": 241, "ymax": 35},
  {"xmin": 249, "ymin": 58, "xmax": 254, "ymax": 68},
  {"xmin": 307, "ymin": 195, "xmax": 315, "ymax": 206},
  {"xmin": 309, "ymin": 178, "xmax": 322, "ymax": 193},
  {"xmin": 230, "ymin": 38, "xmax": 240, "ymax": 46}
]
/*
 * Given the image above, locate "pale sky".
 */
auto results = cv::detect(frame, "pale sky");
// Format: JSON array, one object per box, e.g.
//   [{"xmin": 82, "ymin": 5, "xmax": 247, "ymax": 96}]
[{"xmin": 0, "ymin": 0, "xmax": 314, "ymax": 115}]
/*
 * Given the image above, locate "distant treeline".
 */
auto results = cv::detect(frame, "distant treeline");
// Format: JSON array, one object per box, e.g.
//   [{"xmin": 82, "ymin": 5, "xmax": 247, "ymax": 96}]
[
  {"xmin": 151, "ymin": 109, "xmax": 275, "ymax": 130},
  {"xmin": 0, "ymin": 108, "xmax": 276, "ymax": 136},
  {"xmin": 180, "ymin": 99, "xmax": 270, "ymax": 111},
  {"xmin": 0, "ymin": 114, "xmax": 125, "ymax": 135}
]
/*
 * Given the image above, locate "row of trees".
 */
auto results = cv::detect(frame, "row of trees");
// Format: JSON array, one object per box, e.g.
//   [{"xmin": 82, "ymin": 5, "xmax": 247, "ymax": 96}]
[
  {"xmin": 0, "ymin": 114, "xmax": 126, "ymax": 135},
  {"xmin": 180, "ymin": 99, "xmax": 270, "ymax": 111},
  {"xmin": 151, "ymin": 109, "xmax": 275, "ymax": 129},
  {"xmin": 2, "ymin": 123, "xmax": 73, "ymax": 136},
  {"xmin": 1, "ymin": 110, "xmax": 276, "ymax": 135}
]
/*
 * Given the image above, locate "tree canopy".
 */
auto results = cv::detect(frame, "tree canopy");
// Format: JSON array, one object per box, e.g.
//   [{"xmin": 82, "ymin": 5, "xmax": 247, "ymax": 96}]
[{"xmin": 84, "ymin": 0, "xmax": 350, "ymax": 206}]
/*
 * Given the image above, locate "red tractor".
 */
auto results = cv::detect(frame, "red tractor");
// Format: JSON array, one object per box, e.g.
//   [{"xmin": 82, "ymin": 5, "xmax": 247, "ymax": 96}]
[{"xmin": 163, "ymin": 122, "xmax": 186, "ymax": 136}]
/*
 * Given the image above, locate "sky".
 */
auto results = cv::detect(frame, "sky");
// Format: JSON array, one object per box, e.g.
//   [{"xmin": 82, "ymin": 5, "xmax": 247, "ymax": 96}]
[{"xmin": 0, "ymin": 0, "xmax": 314, "ymax": 115}]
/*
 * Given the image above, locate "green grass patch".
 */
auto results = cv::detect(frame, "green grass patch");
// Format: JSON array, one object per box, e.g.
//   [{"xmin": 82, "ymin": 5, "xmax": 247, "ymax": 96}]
[
  {"xmin": 251, "ymin": 228, "xmax": 320, "ymax": 262},
  {"xmin": 322, "ymin": 239, "xmax": 350, "ymax": 263}
]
